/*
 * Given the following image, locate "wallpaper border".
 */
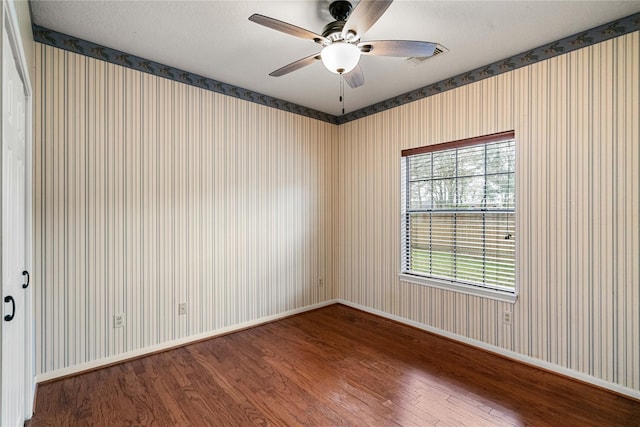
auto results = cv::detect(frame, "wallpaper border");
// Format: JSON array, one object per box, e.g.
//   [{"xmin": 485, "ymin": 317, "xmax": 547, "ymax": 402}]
[
  {"xmin": 32, "ymin": 11, "xmax": 640, "ymax": 125},
  {"xmin": 338, "ymin": 11, "xmax": 640, "ymax": 124},
  {"xmin": 31, "ymin": 23, "xmax": 338, "ymax": 124}
]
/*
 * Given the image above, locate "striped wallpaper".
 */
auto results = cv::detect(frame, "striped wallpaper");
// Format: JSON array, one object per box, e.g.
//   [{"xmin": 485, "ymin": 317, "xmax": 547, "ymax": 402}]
[
  {"xmin": 34, "ymin": 30, "xmax": 640, "ymax": 395},
  {"xmin": 337, "ymin": 31, "xmax": 639, "ymax": 392},
  {"xmin": 34, "ymin": 43, "xmax": 337, "ymax": 376}
]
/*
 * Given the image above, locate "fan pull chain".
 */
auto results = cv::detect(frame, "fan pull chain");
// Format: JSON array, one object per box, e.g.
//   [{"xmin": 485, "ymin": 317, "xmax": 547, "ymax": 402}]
[{"xmin": 340, "ymin": 75, "xmax": 345, "ymax": 115}]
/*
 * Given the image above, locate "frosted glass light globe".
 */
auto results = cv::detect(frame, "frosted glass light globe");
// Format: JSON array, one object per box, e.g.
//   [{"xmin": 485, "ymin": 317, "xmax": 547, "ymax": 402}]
[{"xmin": 321, "ymin": 42, "xmax": 360, "ymax": 74}]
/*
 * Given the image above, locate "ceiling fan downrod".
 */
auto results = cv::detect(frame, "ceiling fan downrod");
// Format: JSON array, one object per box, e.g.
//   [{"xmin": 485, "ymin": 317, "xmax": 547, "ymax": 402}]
[{"xmin": 329, "ymin": 1, "xmax": 352, "ymax": 21}]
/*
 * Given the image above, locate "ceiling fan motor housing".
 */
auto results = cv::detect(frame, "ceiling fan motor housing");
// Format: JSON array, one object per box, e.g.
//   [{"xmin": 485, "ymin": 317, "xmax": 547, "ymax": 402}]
[
  {"xmin": 322, "ymin": 21, "xmax": 345, "ymax": 41},
  {"xmin": 323, "ymin": 1, "xmax": 354, "ymax": 41}
]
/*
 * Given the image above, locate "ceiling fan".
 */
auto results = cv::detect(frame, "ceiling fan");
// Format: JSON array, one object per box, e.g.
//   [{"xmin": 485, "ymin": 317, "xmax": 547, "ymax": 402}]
[{"xmin": 249, "ymin": 0, "xmax": 438, "ymax": 89}]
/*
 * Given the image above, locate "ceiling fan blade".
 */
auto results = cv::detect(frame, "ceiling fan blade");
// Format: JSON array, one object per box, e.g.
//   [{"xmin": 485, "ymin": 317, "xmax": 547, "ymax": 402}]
[
  {"xmin": 269, "ymin": 53, "xmax": 322, "ymax": 77},
  {"xmin": 342, "ymin": 0, "xmax": 393, "ymax": 41},
  {"xmin": 249, "ymin": 14, "xmax": 328, "ymax": 45},
  {"xmin": 343, "ymin": 64, "xmax": 365, "ymax": 88},
  {"xmin": 359, "ymin": 40, "xmax": 437, "ymax": 57}
]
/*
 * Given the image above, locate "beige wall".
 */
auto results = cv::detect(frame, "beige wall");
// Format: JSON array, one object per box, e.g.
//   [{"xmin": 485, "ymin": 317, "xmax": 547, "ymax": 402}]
[
  {"xmin": 337, "ymin": 31, "xmax": 639, "ymax": 392},
  {"xmin": 34, "ymin": 43, "xmax": 337, "ymax": 376},
  {"xmin": 34, "ymin": 29, "xmax": 639, "ymax": 394}
]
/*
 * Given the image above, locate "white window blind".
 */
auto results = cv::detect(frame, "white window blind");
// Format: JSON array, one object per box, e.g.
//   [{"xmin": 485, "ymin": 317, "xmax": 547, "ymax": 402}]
[{"xmin": 401, "ymin": 132, "xmax": 516, "ymax": 292}]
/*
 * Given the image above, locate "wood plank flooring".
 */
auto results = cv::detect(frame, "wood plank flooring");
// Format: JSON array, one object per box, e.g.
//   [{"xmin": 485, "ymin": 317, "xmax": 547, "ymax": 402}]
[{"xmin": 28, "ymin": 304, "xmax": 640, "ymax": 426}]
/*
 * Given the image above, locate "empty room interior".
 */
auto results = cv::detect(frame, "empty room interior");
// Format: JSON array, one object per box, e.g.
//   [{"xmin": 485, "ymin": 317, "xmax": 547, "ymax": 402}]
[{"xmin": 1, "ymin": 0, "xmax": 640, "ymax": 425}]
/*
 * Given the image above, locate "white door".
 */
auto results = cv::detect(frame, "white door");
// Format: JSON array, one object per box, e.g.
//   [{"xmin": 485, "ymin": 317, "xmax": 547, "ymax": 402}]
[{"xmin": 2, "ymin": 23, "xmax": 29, "ymax": 426}]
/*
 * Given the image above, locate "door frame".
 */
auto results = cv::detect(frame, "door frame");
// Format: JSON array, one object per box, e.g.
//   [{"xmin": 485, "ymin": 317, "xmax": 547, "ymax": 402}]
[{"xmin": 1, "ymin": 0, "xmax": 34, "ymax": 420}]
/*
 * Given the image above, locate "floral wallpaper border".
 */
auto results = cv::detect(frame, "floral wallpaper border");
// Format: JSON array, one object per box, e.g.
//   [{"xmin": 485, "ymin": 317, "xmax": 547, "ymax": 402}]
[
  {"xmin": 33, "ymin": 11, "xmax": 640, "ymax": 125},
  {"xmin": 32, "ymin": 23, "xmax": 338, "ymax": 124},
  {"xmin": 338, "ymin": 11, "xmax": 640, "ymax": 124}
]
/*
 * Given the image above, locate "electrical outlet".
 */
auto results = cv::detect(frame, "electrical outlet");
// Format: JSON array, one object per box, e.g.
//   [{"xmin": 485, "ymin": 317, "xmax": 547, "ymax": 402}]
[
  {"xmin": 503, "ymin": 311, "xmax": 512, "ymax": 325},
  {"xmin": 113, "ymin": 313, "xmax": 125, "ymax": 328},
  {"xmin": 318, "ymin": 277, "xmax": 324, "ymax": 287},
  {"xmin": 178, "ymin": 303, "xmax": 187, "ymax": 315}
]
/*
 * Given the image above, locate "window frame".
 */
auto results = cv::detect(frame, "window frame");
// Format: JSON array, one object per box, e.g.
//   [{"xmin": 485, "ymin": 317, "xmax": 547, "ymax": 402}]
[{"xmin": 399, "ymin": 131, "xmax": 518, "ymax": 303}]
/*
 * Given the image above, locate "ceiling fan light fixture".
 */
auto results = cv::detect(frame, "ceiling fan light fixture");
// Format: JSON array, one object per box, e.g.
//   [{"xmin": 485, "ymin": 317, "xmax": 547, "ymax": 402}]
[{"xmin": 321, "ymin": 42, "xmax": 360, "ymax": 74}]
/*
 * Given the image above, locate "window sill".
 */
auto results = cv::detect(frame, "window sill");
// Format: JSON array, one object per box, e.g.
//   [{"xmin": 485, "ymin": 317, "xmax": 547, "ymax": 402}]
[{"xmin": 398, "ymin": 273, "xmax": 518, "ymax": 304}]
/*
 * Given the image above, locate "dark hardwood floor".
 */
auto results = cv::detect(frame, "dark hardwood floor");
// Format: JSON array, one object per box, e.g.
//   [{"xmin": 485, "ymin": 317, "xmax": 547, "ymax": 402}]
[{"xmin": 28, "ymin": 304, "xmax": 640, "ymax": 426}]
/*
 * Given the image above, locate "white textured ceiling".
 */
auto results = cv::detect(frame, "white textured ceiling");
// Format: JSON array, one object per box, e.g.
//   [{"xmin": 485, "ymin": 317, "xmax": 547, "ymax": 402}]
[{"xmin": 30, "ymin": 0, "xmax": 640, "ymax": 116}]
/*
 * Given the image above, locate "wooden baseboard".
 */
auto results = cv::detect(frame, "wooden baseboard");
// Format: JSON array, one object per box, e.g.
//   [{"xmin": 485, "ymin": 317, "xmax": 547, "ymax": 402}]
[
  {"xmin": 31, "ymin": 383, "xmax": 38, "ymax": 416},
  {"xmin": 34, "ymin": 298, "xmax": 640, "ymax": 403},
  {"xmin": 337, "ymin": 299, "xmax": 640, "ymax": 402},
  {"xmin": 35, "ymin": 299, "xmax": 339, "ymax": 384}
]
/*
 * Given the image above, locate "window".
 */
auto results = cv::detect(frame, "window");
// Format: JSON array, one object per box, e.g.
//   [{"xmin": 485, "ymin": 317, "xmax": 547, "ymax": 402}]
[{"xmin": 400, "ymin": 131, "xmax": 516, "ymax": 300}]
